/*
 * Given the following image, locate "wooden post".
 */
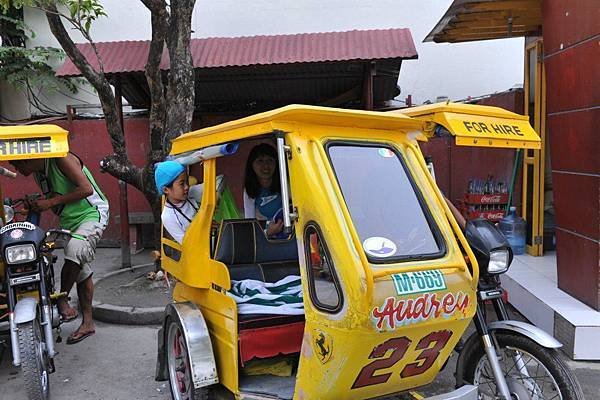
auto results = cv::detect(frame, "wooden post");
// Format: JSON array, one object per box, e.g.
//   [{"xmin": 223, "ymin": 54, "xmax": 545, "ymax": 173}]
[
  {"xmin": 362, "ymin": 61, "xmax": 375, "ymax": 111},
  {"xmin": 114, "ymin": 76, "xmax": 131, "ymax": 268}
]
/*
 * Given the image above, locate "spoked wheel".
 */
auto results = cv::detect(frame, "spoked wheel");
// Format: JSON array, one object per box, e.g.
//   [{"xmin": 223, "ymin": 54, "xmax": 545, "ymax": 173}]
[
  {"xmin": 462, "ymin": 332, "xmax": 584, "ymax": 400},
  {"xmin": 17, "ymin": 319, "xmax": 50, "ymax": 400},
  {"xmin": 166, "ymin": 317, "xmax": 208, "ymax": 400}
]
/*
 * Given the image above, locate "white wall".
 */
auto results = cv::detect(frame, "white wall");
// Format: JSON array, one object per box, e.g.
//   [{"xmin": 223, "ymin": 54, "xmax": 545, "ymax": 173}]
[{"xmin": 4, "ymin": 0, "xmax": 524, "ymax": 118}]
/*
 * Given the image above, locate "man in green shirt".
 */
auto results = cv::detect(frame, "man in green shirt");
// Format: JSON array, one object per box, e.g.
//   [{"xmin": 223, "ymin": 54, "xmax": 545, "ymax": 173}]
[{"xmin": 10, "ymin": 153, "xmax": 109, "ymax": 345}]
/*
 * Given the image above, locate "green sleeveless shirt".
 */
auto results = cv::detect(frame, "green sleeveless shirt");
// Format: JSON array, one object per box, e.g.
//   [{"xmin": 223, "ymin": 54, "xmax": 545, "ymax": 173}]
[{"xmin": 35, "ymin": 155, "xmax": 109, "ymax": 231}]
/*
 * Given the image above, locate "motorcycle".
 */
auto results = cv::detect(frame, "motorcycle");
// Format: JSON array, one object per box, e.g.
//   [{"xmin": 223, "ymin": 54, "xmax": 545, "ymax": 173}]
[
  {"xmin": 454, "ymin": 218, "xmax": 584, "ymax": 399},
  {"xmin": 0, "ymin": 191, "xmax": 73, "ymax": 400}
]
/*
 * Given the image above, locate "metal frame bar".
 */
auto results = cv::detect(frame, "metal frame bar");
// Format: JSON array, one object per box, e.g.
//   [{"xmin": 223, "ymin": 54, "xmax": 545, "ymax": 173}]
[
  {"xmin": 522, "ymin": 39, "xmax": 545, "ymax": 256},
  {"xmin": 276, "ymin": 133, "xmax": 293, "ymax": 233}
]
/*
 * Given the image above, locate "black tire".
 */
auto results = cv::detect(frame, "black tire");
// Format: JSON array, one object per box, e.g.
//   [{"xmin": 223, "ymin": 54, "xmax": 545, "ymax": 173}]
[
  {"xmin": 17, "ymin": 319, "xmax": 50, "ymax": 400},
  {"xmin": 165, "ymin": 317, "xmax": 210, "ymax": 400},
  {"xmin": 458, "ymin": 331, "xmax": 584, "ymax": 400}
]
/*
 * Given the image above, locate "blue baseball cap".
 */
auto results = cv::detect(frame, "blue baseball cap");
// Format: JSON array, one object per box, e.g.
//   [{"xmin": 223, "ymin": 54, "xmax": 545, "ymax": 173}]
[{"xmin": 155, "ymin": 160, "xmax": 185, "ymax": 193}]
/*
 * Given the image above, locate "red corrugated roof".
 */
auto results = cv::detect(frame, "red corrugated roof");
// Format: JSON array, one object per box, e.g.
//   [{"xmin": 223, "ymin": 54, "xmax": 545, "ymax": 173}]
[{"xmin": 56, "ymin": 28, "xmax": 417, "ymax": 77}]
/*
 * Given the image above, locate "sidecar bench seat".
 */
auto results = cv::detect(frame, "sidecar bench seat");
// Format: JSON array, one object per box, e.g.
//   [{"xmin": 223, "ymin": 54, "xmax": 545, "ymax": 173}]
[
  {"xmin": 214, "ymin": 219, "xmax": 300, "ymax": 283},
  {"xmin": 214, "ymin": 219, "xmax": 304, "ymax": 364}
]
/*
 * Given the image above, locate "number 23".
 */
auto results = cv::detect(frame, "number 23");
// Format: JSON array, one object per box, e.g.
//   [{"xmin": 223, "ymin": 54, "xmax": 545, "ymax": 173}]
[{"xmin": 352, "ymin": 330, "xmax": 453, "ymax": 389}]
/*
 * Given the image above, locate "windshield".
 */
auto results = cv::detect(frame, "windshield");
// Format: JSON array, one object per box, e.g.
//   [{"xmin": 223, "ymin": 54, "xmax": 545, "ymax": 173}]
[{"xmin": 327, "ymin": 143, "xmax": 444, "ymax": 263}]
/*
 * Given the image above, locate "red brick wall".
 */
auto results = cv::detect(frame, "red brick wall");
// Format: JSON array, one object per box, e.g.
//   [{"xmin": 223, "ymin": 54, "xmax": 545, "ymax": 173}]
[{"xmin": 542, "ymin": 0, "xmax": 600, "ymax": 309}]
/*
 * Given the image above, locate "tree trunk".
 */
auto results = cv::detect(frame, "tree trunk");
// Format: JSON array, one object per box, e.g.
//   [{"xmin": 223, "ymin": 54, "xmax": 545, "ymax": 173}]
[{"xmin": 164, "ymin": 0, "xmax": 196, "ymax": 153}]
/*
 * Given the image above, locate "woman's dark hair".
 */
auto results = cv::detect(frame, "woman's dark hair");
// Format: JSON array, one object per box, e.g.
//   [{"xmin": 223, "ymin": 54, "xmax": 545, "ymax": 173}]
[{"xmin": 244, "ymin": 143, "xmax": 281, "ymax": 198}]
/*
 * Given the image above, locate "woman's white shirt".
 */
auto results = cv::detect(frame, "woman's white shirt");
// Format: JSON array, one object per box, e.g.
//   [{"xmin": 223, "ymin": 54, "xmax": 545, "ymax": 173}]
[
  {"xmin": 243, "ymin": 190, "xmax": 269, "ymax": 220},
  {"xmin": 162, "ymin": 184, "xmax": 204, "ymax": 244},
  {"xmin": 243, "ymin": 190, "xmax": 255, "ymax": 218}
]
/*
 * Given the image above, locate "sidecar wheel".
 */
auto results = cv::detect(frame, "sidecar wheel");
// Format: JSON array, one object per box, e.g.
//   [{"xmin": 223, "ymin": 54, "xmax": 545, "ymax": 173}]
[
  {"xmin": 165, "ymin": 317, "xmax": 209, "ymax": 400},
  {"xmin": 17, "ymin": 319, "xmax": 50, "ymax": 400},
  {"xmin": 460, "ymin": 332, "xmax": 584, "ymax": 400}
]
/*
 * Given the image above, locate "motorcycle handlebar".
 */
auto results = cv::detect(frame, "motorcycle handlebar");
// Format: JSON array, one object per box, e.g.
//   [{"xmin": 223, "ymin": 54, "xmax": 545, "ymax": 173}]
[
  {"xmin": 45, "ymin": 228, "xmax": 72, "ymax": 238},
  {"xmin": 0, "ymin": 166, "xmax": 17, "ymax": 178}
]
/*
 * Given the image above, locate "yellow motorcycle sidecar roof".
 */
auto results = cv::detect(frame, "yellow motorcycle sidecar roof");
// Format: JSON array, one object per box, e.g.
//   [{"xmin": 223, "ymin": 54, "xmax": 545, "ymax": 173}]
[
  {"xmin": 395, "ymin": 102, "xmax": 541, "ymax": 150},
  {"xmin": 170, "ymin": 104, "xmax": 426, "ymax": 156},
  {"xmin": 0, "ymin": 124, "xmax": 69, "ymax": 160}
]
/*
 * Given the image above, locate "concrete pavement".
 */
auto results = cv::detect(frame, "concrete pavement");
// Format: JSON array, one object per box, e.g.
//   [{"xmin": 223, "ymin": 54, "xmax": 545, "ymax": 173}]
[{"xmin": 1, "ymin": 248, "xmax": 599, "ymax": 399}]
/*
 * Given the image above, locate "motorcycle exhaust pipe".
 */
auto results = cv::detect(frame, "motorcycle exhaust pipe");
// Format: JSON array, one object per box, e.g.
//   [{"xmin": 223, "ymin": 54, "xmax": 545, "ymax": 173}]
[{"xmin": 9, "ymin": 313, "xmax": 21, "ymax": 366}]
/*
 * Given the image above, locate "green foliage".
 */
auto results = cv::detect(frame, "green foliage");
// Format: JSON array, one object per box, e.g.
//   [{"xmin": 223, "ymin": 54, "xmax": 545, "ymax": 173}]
[
  {"xmin": 0, "ymin": 2, "xmax": 81, "ymax": 108},
  {"xmin": 0, "ymin": 13, "xmax": 33, "ymax": 40},
  {"xmin": 0, "ymin": 1, "xmax": 107, "ymax": 35},
  {"xmin": 65, "ymin": 0, "xmax": 106, "ymax": 34},
  {"xmin": 0, "ymin": 45, "xmax": 78, "ymax": 93}
]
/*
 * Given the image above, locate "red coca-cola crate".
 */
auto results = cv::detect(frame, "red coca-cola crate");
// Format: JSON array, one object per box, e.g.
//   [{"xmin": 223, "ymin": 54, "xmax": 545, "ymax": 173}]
[
  {"xmin": 463, "ymin": 209, "xmax": 505, "ymax": 222},
  {"xmin": 463, "ymin": 193, "xmax": 509, "ymax": 205}
]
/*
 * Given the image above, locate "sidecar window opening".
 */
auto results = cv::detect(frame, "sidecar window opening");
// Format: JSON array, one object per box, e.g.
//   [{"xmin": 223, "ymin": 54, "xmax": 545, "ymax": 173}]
[{"xmin": 326, "ymin": 142, "xmax": 446, "ymax": 264}]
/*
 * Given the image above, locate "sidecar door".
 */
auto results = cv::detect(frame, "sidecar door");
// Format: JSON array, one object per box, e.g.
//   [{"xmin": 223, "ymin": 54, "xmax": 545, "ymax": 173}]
[{"xmin": 278, "ymin": 110, "xmax": 477, "ymax": 400}]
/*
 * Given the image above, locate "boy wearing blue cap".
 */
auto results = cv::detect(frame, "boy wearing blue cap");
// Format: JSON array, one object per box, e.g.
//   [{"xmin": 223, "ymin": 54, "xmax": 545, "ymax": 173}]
[{"xmin": 155, "ymin": 160, "xmax": 204, "ymax": 244}]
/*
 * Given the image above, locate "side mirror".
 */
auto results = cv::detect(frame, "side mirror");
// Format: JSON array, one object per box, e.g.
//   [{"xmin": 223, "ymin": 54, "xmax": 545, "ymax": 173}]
[
  {"xmin": 4, "ymin": 205, "xmax": 14, "ymax": 224},
  {"xmin": 465, "ymin": 218, "xmax": 513, "ymax": 275}
]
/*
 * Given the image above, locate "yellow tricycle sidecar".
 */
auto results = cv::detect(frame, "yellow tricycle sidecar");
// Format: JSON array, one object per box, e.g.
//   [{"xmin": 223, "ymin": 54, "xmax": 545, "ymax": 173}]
[{"xmin": 155, "ymin": 105, "xmax": 492, "ymax": 400}]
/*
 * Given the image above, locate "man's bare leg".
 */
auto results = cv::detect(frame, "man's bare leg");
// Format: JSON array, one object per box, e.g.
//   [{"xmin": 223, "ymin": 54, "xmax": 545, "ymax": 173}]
[
  {"xmin": 57, "ymin": 260, "xmax": 80, "ymax": 319},
  {"xmin": 72, "ymin": 276, "xmax": 95, "ymax": 337}
]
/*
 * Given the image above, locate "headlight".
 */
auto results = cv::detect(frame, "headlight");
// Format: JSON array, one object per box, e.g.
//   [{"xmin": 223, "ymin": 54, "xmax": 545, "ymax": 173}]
[
  {"xmin": 488, "ymin": 249, "xmax": 510, "ymax": 274},
  {"xmin": 5, "ymin": 244, "xmax": 36, "ymax": 264}
]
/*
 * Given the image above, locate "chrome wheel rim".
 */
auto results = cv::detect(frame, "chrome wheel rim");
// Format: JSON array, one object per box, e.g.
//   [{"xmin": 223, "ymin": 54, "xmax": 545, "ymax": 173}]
[
  {"xmin": 473, "ymin": 346, "xmax": 562, "ymax": 400},
  {"xmin": 167, "ymin": 322, "xmax": 193, "ymax": 400}
]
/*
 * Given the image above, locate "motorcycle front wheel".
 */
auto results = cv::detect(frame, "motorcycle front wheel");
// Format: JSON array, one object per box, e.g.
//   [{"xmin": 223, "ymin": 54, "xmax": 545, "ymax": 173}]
[
  {"xmin": 459, "ymin": 332, "xmax": 584, "ymax": 400},
  {"xmin": 17, "ymin": 319, "xmax": 50, "ymax": 400}
]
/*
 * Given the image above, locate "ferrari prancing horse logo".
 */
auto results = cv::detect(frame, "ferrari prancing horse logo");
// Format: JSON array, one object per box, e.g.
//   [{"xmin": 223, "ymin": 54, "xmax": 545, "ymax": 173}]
[{"xmin": 313, "ymin": 329, "xmax": 333, "ymax": 364}]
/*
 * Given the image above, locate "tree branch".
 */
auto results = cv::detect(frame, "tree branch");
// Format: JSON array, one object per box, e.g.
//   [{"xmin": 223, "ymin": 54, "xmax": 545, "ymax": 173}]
[
  {"xmin": 100, "ymin": 154, "xmax": 143, "ymax": 189},
  {"xmin": 43, "ymin": 3, "xmax": 127, "ymax": 163}
]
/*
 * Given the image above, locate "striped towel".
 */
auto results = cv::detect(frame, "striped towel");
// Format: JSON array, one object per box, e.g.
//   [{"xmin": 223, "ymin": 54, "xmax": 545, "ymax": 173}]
[{"xmin": 228, "ymin": 275, "xmax": 305, "ymax": 315}]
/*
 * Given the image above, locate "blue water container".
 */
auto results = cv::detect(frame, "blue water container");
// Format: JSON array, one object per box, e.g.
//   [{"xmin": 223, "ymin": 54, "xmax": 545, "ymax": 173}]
[{"xmin": 498, "ymin": 206, "xmax": 526, "ymax": 255}]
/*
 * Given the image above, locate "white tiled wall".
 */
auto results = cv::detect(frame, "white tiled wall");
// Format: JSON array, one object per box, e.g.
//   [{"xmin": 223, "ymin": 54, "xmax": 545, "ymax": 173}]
[{"xmin": 502, "ymin": 254, "xmax": 600, "ymax": 360}]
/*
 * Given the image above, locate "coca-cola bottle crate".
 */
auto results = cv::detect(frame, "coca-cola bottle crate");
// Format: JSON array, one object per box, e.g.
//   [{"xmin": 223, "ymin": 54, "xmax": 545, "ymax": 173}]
[{"xmin": 463, "ymin": 193, "xmax": 509, "ymax": 205}]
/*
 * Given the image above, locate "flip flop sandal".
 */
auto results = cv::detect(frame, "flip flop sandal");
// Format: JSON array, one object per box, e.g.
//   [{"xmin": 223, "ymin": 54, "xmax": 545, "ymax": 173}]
[
  {"xmin": 60, "ymin": 312, "xmax": 78, "ymax": 323},
  {"xmin": 66, "ymin": 330, "xmax": 95, "ymax": 345}
]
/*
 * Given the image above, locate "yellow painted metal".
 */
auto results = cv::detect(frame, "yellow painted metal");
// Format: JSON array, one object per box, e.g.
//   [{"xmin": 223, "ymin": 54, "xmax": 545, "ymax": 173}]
[
  {"xmin": 160, "ymin": 159, "xmax": 231, "ymax": 289},
  {"xmin": 522, "ymin": 40, "xmax": 546, "ymax": 256},
  {"xmin": 160, "ymin": 105, "xmax": 495, "ymax": 399},
  {"xmin": 0, "ymin": 124, "xmax": 69, "ymax": 160},
  {"xmin": 396, "ymin": 102, "xmax": 541, "ymax": 150},
  {"xmin": 170, "ymin": 104, "xmax": 424, "ymax": 155},
  {"xmin": 286, "ymin": 127, "xmax": 477, "ymax": 399}
]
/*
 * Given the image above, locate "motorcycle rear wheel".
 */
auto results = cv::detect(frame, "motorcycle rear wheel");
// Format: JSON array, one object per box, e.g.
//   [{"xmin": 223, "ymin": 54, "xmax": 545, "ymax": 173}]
[
  {"xmin": 460, "ymin": 332, "xmax": 583, "ymax": 400},
  {"xmin": 17, "ymin": 319, "xmax": 50, "ymax": 400}
]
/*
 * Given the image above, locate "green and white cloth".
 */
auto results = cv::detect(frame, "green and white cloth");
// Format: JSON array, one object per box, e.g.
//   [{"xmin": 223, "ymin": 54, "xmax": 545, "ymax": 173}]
[{"xmin": 229, "ymin": 276, "xmax": 304, "ymax": 315}]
